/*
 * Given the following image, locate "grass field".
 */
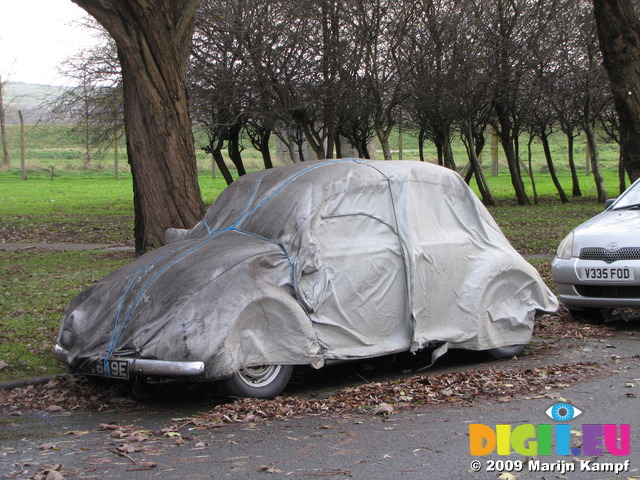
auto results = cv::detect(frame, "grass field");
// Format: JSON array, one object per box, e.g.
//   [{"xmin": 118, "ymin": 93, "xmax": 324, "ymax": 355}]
[{"xmin": 0, "ymin": 157, "xmax": 623, "ymax": 382}]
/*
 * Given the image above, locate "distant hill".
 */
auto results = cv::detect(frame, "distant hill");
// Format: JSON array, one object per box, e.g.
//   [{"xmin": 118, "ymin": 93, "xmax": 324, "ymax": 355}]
[{"xmin": 2, "ymin": 82, "xmax": 69, "ymax": 125}]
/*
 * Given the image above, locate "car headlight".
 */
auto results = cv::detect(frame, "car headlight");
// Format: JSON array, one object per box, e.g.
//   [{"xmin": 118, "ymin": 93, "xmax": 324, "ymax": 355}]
[{"xmin": 556, "ymin": 232, "xmax": 574, "ymax": 259}]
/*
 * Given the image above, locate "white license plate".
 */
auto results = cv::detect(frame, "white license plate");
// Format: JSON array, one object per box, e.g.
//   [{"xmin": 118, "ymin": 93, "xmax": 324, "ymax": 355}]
[
  {"xmin": 94, "ymin": 359, "xmax": 130, "ymax": 379},
  {"xmin": 580, "ymin": 267, "xmax": 635, "ymax": 281}
]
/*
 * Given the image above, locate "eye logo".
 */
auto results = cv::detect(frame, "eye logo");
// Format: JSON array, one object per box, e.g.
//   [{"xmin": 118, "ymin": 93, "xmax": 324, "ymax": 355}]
[{"xmin": 545, "ymin": 403, "xmax": 582, "ymax": 422}]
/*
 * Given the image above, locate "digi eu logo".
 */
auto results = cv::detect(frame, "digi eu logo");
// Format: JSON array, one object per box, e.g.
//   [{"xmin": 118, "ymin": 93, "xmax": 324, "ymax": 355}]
[{"xmin": 469, "ymin": 403, "xmax": 631, "ymax": 456}]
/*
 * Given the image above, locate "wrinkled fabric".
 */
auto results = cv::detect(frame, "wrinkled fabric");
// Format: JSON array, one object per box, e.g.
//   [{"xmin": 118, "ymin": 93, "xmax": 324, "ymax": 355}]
[{"xmin": 57, "ymin": 159, "xmax": 558, "ymax": 380}]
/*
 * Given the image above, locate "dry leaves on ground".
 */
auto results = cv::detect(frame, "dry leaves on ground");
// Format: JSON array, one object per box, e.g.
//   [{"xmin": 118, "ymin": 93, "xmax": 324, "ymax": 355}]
[
  {"xmin": 187, "ymin": 362, "xmax": 602, "ymax": 429},
  {"xmin": 0, "ymin": 374, "xmax": 140, "ymax": 415}
]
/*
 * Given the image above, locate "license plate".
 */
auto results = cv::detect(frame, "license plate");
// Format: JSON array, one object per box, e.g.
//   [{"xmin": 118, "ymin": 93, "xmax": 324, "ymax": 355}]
[
  {"xmin": 94, "ymin": 359, "xmax": 130, "ymax": 380},
  {"xmin": 580, "ymin": 267, "xmax": 635, "ymax": 281}
]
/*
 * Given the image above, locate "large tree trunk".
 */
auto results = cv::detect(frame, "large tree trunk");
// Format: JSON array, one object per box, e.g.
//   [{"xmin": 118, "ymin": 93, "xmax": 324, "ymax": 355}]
[
  {"xmin": 73, "ymin": 0, "xmax": 205, "ymax": 254},
  {"xmin": 593, "ymin": 0, "xmax": 640, "ymax": 182}
]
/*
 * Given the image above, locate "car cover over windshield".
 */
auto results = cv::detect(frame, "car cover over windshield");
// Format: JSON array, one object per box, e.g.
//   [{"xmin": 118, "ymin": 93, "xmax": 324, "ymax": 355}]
[{"xmin": 57, "ymin": 159, "xmax": 558, "ymax": 380}]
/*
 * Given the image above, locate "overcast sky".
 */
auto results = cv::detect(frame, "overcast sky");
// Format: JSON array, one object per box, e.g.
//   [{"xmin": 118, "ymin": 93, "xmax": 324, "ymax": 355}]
[{"xmin": 0, "ymin": 0, "xmax": 100, "ymax": 86}]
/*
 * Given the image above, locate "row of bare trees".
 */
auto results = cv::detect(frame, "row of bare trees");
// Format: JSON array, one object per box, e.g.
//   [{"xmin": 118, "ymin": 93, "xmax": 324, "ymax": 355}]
[
  {"xmin": 15, "ymin": 0, "xmax": 622, "ymax": 208},
  {"xmin": 188, "ymin": 0, "xmax": 619, "ymax": 206}
]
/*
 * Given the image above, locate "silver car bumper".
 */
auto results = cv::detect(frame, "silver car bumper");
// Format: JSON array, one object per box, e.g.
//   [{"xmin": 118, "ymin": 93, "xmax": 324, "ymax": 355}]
[
  {"xmin": 54, "ymin": 344, "xmax": 205, "ymax": 378},
  {"xmin": 552, "ymin": 257, "xmax": 640, "ymax": 309}
]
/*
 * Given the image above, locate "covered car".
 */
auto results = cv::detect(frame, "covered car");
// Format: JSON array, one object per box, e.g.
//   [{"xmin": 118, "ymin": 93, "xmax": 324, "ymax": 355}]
[
  {"xmin": 55, "ymin": 159, "xmax": 558, "ymax": 398},
  {"xmin": 551, "ymin": 176, "xmax": 640, "ymax": 321}
]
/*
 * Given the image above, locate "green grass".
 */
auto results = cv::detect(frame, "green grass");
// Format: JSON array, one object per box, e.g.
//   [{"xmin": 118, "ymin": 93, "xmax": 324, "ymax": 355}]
[{"xmin": 0, "ymin": 250, "xmax": 133, "ymax": 381}]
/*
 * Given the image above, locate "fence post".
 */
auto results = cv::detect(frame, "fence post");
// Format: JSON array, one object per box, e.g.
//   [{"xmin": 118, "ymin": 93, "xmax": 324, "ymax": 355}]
[
  {"xmin": 114, "ymin": 124, "xmax": 120, "ymax": 180},
  {"xmin": 19, "ymin": 110, "xmax": 26, "ymax": 180},
  {"xmin": 491, "ymin": 128, "xmax": 499, "ymax": 177}
]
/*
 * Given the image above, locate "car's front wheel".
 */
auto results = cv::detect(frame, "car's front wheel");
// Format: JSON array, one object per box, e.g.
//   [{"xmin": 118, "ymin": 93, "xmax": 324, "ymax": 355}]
[{"xmin": 221, "ymin": 364, "xmax": 294, "ymax": 399}]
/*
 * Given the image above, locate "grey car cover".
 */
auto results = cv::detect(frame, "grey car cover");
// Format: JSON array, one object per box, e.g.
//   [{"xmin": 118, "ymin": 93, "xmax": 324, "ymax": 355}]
[{"xmin": 56, "ymin": 159, "xmax": 558, "ymax": 380}]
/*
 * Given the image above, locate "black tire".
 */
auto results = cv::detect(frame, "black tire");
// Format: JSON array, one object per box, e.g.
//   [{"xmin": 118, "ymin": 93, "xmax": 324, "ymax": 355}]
[
  {"xmin": 220, "ymin": 364, "xmax": 294, "ymax": 399},
  {"xmin": 485, "ymin": 344, "xmax": 526, "ymax": 360}
]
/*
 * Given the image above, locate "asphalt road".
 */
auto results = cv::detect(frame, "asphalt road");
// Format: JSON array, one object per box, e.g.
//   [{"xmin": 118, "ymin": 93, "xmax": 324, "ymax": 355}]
[{"xmin": 2, "ymin": 323, "xmax": 640, "ymax": 480}]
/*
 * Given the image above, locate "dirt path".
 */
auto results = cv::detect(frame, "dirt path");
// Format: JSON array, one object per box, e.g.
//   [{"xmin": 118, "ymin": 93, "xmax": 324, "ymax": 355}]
[{"xmin": 0, "ymin": 243, "xmax": 133, "ymax": 251}]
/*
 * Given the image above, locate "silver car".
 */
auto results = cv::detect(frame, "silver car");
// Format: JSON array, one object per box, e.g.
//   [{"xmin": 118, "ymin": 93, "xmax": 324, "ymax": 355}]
[{"xmin": 552, "ymin": 177, "xmax": 640, "ymax": 320}]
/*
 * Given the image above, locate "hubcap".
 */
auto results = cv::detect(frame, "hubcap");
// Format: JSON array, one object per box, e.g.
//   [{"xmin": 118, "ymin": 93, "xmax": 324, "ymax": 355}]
[{"xmin": 237, "ymin": 365, "xmax": 282, "ymax": 387}]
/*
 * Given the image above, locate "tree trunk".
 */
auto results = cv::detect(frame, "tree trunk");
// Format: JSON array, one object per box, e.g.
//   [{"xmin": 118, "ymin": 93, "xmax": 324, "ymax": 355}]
[
  {"xmin": 73, "ymin": 0, "xmax": 205, "ymax": 254},
  {"xmin": 443, "ymin": 136, "xmax": 456, "ymax": 171},
  {"xmin": 463, "ymin": 123, "xmax": 495, "ymax": 206},
  {"xmin": 212, "ymin": 150, "xmax": 234, "ymax": 186},
  {"xmin": 334, "ymin": 135, "xmax": 344, "ymax": 158},
  {"xmin": 374, "ymin": 124, "xmax": 393, "ymax": 160},
  {"xmin": 227, "ymin": 123, "xmax": 246, "ymax": 176},
  {"xmin": 593, "ymin": 0, "xmax": 640, "ymax": 182},
  {"xmin": 619, "ymin": 152, "xmax": 627, "ymax": 194},
  {"xmin": 259, "ymin": 129, "xmax": 273, "ymax": 169},
  {"xmin": 418, "ymin": 129, "xmax": 426, "ymax": 162},
  {"xmin": 584, "ymin": 122, "xmax": 608, "ymax": 202},
  {"xmin": 210, "ymin": 136, "xmax": 234, "ymax": 186},
  {"xmin": 495, "ymin": 108, "xmax": 529, "ymax": 205},
  {"xmin": 566, "ymin": 134, "xmax": 581, "ymax": 196},
  {"xmin": 527, "ymin": 135, "xmax": 538, "ymax": 204},
  {"xmin": 114, "ymin": 123, "xmax": 119, "ymax": 180},
  {"xmin": 540, "ymin": 131, "xmax": 569, "ymax": 203}
]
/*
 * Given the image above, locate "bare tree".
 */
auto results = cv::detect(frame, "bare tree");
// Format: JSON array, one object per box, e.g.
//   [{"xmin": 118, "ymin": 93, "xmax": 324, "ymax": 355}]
[
  {"xmin": 593, "ymin": 0, "xmax": 640, "ymax": 182},
  {"xmin": 404, "ymin": 0, "xmax": 461, "ymax": 169},
  {"xmin": 72, "ymin": 0, "xmax": 205, "ymax": 254},
  {"xmin": 345, "ymin": 0, "xmax": 413, "ymax": 160}
]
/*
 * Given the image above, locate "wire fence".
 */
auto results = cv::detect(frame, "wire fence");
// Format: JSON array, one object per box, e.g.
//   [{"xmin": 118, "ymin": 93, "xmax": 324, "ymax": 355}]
[{"xmin": 0, "ymin": 123, "xmax": 623, "ymax": 181}]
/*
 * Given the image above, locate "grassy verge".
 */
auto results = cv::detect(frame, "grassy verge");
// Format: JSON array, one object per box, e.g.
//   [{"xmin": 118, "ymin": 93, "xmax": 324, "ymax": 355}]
[
  {"xmin": 0, "ymin": 169, "xmax": 617, "ymax": 382},
  {"xmin": 0, "ymin": 250, "xmax": 134, "ymax": 381}
]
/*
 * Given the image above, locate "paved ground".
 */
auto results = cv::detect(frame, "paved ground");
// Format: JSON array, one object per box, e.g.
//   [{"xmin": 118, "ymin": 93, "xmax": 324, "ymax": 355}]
[{"xmin": 2, "ymin": 325, "xmax": 640, "ymax": 480}]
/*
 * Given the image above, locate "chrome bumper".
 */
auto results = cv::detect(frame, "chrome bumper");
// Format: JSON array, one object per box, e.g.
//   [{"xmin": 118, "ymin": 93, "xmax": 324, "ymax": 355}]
[{"xmin": 54, "ymin": 344, "xmax": 205, "ymax": 378}]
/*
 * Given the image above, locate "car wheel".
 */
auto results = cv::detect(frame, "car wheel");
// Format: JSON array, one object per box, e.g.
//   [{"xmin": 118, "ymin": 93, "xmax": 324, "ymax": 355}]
[
  {"xmin": 221, "ymin": 364, "xmax": 294, "ymax": 399},
  {"xmin": 567, "ymin": 307, "xmax": 605, "ymax": 324},
  {"xmin": 485, "ymin": 344, "xmax": 526, "ymax": 360}
]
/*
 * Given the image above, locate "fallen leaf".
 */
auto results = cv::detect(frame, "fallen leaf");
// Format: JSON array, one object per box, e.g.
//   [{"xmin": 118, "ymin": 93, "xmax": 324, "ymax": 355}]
[
  {"xmin": 256, "ymin": 463, "xmax": 282, "ymax": 474},
  {"xmin": 44, "ymin": 470, "xmax": 65, "ymax": 480},
  {"xmin": 117, "ymin": 443, "xmax": 141, "ymax": 454},
  {"xmin": 372, "ymin": 403, "xmax": 394, "ymax": 416}
]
